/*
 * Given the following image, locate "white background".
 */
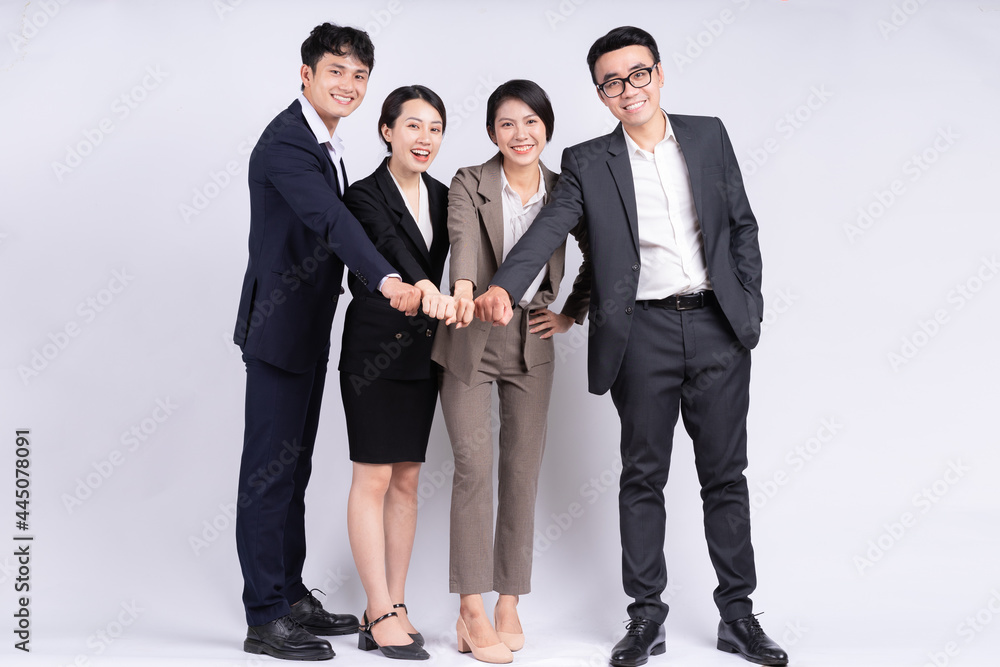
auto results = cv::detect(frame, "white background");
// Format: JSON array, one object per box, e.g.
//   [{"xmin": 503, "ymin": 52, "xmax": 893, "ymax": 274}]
[{"xmin": 2, "ymin": 1, "xmax": 999, "ymax": 665}]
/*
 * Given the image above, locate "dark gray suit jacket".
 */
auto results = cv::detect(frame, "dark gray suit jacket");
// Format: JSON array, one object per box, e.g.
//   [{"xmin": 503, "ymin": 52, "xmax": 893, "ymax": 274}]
[{"xmin": 492, "ymin": 114, "xmax": 762, "ymax": 395}]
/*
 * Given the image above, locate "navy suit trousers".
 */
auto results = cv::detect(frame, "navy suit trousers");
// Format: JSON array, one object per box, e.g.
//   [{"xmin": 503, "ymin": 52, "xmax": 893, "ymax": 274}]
[{"xmin": 236, "ymin": 349, "xmax": 328, "ymax": 626}]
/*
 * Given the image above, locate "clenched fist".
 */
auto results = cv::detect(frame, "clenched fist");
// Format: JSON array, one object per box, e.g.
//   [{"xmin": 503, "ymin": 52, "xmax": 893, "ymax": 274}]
[
  {"xmin": 474, "ymin": 285, "xmax": 513, "ymax": 326},
  {"xmin": 380, "ymin": 277, "xmax": 421, "ymax": 316}
]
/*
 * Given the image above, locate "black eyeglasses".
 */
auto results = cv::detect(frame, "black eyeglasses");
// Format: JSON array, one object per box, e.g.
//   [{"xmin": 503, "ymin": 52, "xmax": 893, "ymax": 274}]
[{"xmin": 597, "ymin": 65, "xmax": 658, "ymax": 98}]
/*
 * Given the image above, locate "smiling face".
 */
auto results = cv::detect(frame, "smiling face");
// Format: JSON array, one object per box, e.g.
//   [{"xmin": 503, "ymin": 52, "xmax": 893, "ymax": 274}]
[
  {"xmin": 382, "ymin": 98, "xmax": 444, "ymax": 177},
  {"xmin": 593, "ymin": 44, "xmax": 664, "ymax": 131},
  {"xmin": 300, "ymin": 51, "xmax": 369, "ymax": 133},
  {"xmin": 488, "ymin": 97, "xmax": 547, "ymax": 170}
]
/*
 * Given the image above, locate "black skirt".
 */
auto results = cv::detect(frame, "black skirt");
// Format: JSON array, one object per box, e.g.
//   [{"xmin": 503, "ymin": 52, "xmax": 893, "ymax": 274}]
[{"xmin": 339, "ymin": 372, "xmax": 438, "ymax": 463}]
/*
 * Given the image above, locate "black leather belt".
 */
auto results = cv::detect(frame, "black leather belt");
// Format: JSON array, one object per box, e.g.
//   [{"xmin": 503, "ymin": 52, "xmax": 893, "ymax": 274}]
[{"xmin": 638, "ymin": 290, "xmax": 714, "ymax": 311}]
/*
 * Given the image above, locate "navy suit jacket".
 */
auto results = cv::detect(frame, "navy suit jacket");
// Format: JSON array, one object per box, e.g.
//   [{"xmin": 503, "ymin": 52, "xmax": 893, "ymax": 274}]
[
  {"xmin": 339, "ymin": 158, "xmax": 450, "ymax": 381},
  {"xmin": 234, "ymin": 99, "xmax": 396, "ymax": 373},
  {"xmin": 492, "ymin": 115, "xmax": 763, "ymax": 395}
]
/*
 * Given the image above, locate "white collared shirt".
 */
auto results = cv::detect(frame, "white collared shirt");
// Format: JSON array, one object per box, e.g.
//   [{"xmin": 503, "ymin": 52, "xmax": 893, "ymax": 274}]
[
  {"xmin": 500, "ymin": 165, "xmax": 548, "ymax": 307},
  {"xmin": 387, "ymin": 167, "xmax": 433, "ymax": 250},
  {"xmin": 622, "ymin": 111, "xmax": 711, "ymax": 300},
  {"xmin": 298, "ymin": 93, "xmax": 346, "ymax": 194}
]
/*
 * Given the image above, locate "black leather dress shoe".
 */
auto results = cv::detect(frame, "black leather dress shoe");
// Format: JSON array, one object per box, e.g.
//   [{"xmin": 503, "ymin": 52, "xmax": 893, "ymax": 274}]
[
  {"xmin": 244, "ymin": 614, "xmax": 334, "ymax": 661},
  {"xmin": 717, "ymin": 614, "xmax": 788, "ymax": 665},
  {"xmin": 610, "ymin": 618, "xmax": 666, "ymax": 667},
  {"xmin": 290, "ymin": 590, "xmax": 360, "ymax": 636}
]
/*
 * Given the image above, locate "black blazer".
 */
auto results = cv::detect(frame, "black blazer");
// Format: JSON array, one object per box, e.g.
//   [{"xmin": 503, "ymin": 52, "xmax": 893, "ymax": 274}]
[
  {"xmin": 339, "ymin": 158, "xmax": 450, "ymax": 381},
  {"xmin": 493, "ymin": 115, "xmax": 763, "ymax": 395},
  {"xmin": 233, "ymin": 100, "xmax": 396, "ymax": 373}
]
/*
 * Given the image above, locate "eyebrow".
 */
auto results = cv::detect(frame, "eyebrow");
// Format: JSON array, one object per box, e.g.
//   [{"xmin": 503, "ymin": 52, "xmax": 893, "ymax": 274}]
[
  {"xmin": 326, "ymin": 61, "xmax": 369, "ymax": 75},
  {"xmin": 495, "ymin": 113, "xmax": 539, "ymax": 123},
  {"xmin": 601, "ymin": 63, "xmax": 651, "ymax": 82},
  {"xmin": 404, "ymin": 116, "xmax": 443, "ymax": 124}
]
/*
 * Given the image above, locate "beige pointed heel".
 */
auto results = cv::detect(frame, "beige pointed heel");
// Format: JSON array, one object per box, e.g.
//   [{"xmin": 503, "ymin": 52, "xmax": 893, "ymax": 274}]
[
  {"xmin": 456, "ymin": 616, "xmax": 513, "ymax": 664},
  {"xmin": 494, "ymin": 603, "xmax": 525, "ymax": 652}
]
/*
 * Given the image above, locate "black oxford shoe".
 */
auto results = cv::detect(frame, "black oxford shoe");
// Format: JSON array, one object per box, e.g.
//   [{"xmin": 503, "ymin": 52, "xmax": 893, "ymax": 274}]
[
  {"xmin": 610, "ymin": 618, "xmax": 666, "ymax": 667},
  {"xmin": 290, "ymin": 590, "xmax": 360, "ymax": 636},
  {"xmin": 244, "ymin": 614, "xmax": 334, "ymax": 661},
  {"xmin": 717, "ymin": 614, "xmax": 789, "ymax": 665}
]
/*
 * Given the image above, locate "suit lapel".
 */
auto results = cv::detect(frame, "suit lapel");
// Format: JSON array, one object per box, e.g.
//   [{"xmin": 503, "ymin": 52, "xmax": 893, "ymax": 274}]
[
  {"xmin": 374, "ymin": 159, "xmax": 431, "ymax": 262},
  {"xmin": 606, "ymin": 125, "xmax": 641, "ymax": 258},
  {"xmin": 668, "ymin": 114, "xmax": 706, "ymax": 232},
  {"xmin": 425, "ymin": 173, "xmax": 449, "ymax": 267},
  {"xmin": 478, "ymin": 153, "xmax": 505, "ymax": 268},
  {"xmin": 539, "ymin": 161, "xmax": 564, "ymax": 281}
]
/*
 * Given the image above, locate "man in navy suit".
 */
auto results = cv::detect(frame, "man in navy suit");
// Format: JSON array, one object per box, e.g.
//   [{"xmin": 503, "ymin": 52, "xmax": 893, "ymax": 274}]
[
  {"xmin": 476, "ymin": 27, "xmax": 788, "ymax": 667},
  {"xmin": 232, "ymin": 23, "xmax": 424, "ymax": 661}
]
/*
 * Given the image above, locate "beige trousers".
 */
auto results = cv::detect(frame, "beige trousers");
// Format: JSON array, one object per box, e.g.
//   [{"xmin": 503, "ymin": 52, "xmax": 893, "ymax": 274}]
[{"xmin": 440, "ymin": 307, "xmax": 554, "ymax": 595}]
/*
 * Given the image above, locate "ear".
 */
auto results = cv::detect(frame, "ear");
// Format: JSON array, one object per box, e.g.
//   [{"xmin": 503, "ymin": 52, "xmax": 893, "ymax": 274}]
[
  {"xmin": 595, "ymin": 85, "xmax": 610, "ymax": 108},
  {"xmin": 380, "ymin": 123, "xmax": 392, "ymax": 145},
  {"xmin": 300, "ymin": 64, "xmax": 313, "ymax": 89},
  {"xmin": 655, "ymin": 62, "xmax": 665, "ymax": 88},
  {"xmin": 487, "ymin": 126, "xmax": 497, "ymax": 145}
]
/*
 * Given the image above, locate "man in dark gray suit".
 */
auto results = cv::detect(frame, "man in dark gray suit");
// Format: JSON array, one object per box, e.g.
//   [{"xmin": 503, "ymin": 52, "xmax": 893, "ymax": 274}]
[{"xmin": 476, "ymin": 26, "xmax": 788, "ymax": 667}]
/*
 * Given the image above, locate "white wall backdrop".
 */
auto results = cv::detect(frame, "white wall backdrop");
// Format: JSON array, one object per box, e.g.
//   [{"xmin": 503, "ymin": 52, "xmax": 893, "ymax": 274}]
[{"xmin": 2, "ymin": 1, "xmax": 998, "ymax": 665}]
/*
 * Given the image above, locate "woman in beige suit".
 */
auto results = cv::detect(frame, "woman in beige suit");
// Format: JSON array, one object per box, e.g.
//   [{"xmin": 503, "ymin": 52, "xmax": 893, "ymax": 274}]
[{"xmin": 431, "ymin": 79, "xmax": 590, "ymax": 664}]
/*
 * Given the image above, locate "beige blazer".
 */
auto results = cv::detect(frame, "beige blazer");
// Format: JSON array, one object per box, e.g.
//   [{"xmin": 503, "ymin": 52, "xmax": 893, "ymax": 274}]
[{"xmin": 432, "ymin": 153, "xmax": 590, "ymax": 386}]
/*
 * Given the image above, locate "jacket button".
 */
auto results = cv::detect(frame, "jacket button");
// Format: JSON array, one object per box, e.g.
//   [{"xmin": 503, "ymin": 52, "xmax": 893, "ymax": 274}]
[
  {"xmin": 395, "ymin": 333, "xmax": 403, "ymax": 339},
  {"xmin": 425, "ymin": 329, "xmax": 432, "ymax": 337},
  {"xmin": 625, "ymin": 306, "xmax": 633, "ymax": 315},
  {"xmin": 632, "ymin": 263, "xmax": 639, "ymax": 271}
]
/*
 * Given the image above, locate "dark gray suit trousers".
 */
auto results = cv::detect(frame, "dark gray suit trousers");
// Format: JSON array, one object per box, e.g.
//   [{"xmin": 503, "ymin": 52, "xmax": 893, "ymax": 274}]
[{"xmin": 610, "ymin": 296, "xmax": 756, "ymax": 624}]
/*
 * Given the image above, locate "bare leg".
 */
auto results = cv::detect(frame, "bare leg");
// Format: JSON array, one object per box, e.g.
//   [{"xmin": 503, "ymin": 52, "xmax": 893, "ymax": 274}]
[
  {"xmin": 494, "ymin": 594, "xmax": 521, "ymax": 634},
  {"xmin": 346, "ymin": 462, "xmax": 412, "ymax": 647},
  {"xmin": 385, "ymin": 461, "xmax": 421, "ymax": 636},
  {"xmin": 460, "ymin": 593, "xmax": 502, "ymax": 647}
]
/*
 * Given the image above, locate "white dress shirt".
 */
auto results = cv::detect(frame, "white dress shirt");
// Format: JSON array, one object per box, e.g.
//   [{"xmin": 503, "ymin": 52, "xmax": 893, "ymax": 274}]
[
  {"xmin": 622, "ymin": 111, "xmax": 712, "ymax": 300},
  {"xmin": 388, "ymin": 167, "xmax": 433, "ymax": 251},
  {"xmin": 297, "ymin": 93, "xmax": 346, "ymax": 195},
  {"xmin": 500, "ymin": 165, "xmax": 548, "ymax": 307}
]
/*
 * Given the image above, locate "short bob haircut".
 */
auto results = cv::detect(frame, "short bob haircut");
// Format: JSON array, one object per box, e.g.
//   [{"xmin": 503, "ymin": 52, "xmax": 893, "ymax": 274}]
[
  {"xmin": 377, "ymin": 85, "xmax": 447, "ymax": 152},
  {"xmin": 485, "ymin": 79, "xmax": 555, "ymax": 143},
  {"xmin": 301, "ymin": 22, "xmax": 375, "ymax": 74},
  {"xmin": 586, "ymin": 26, "xmax": 661, "ymax": 85}
]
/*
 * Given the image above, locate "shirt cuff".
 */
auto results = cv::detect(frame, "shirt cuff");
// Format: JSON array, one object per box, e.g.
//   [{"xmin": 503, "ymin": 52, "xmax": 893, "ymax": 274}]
[{"xmin": 377, "ymin": 274, "xmax": 402, "ymax": 292}]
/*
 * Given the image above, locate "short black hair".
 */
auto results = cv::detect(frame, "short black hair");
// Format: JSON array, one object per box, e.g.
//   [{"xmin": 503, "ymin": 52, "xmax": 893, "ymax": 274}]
[
  {"xmin": 378, "ymin": 85, "xmax": 447, "ymax": 151},
  {"xmin": 586, "ymin": 26, "xmax": 660, "ymax": 85},
  {"xmin": 485, "ymin": 79, "xmax": 555, "ymax": 143},
  {"xmin": 301, "ymin": 22, "xmax": 375, "ymax": 79}
]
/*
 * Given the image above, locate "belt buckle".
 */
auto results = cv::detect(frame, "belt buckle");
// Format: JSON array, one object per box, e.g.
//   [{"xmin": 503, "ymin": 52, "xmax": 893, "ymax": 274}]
[{"xmin": 674, "ymin": 292, "xmax": 703, "ymax": 311}]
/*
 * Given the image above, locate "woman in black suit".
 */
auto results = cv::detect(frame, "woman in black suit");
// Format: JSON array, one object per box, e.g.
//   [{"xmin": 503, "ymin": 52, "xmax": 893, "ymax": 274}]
[{"xmin": 339, "ymin": 85, "xmax": 455, "ymax": 661}]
